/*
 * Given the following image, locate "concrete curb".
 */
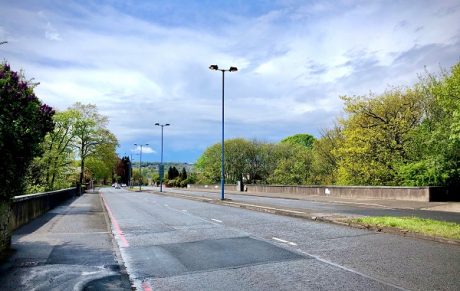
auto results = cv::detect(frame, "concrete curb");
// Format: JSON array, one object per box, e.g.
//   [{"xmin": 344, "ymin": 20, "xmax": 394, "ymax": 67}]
[{"xmin": 148, "ymin": 190, "xmax": 460, "ymax": 246}]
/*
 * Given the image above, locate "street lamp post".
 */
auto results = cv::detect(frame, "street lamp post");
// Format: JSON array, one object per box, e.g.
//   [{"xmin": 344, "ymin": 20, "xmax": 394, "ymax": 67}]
[
  {"xmin": 130, "ymin": 153, "xmax": 134, "ymax": 187},
  {"xmin": 155, "ymin": 123, "xmax": 170, "ymax": 192},
  {"xmin": 209, "ymin": 65, "xmax": 238, "ymax": 200},
  {"xmin": 134, "ymin": 143, "xmax": 148, "ymax": 191}
]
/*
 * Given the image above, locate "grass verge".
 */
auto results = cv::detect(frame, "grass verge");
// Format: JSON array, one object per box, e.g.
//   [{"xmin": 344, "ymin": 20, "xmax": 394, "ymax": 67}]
[{"xmin": 350, "ymin": 216, "xmax": 460, "ymax": 240}]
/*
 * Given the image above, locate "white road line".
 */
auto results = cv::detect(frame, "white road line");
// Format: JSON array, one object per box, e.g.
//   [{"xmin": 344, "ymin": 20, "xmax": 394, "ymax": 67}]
[
  {"xmin": 297, "ymin": 250, "xmax": 409, "ymax": 291},
  {"xmin": 211, "ymin": 218, "xmax": 223, "ymax": 223},
  {"xmin": 225, "ymin": 201, "xmax": 305, "ymax": 214},
  {"xmin": 272, "ymin": 237, "xmax": 289, "ymax": 243},
  {"xmin": 182, "ymin": 209, "xmax": 188, "ymax": 212},
  {"xmin": 272, "ymin": 237, "xmax": 298, "ymax": 246},
  {"xmin": 164, "ymin": 204, "xmax": 168, "ymax": 207}
]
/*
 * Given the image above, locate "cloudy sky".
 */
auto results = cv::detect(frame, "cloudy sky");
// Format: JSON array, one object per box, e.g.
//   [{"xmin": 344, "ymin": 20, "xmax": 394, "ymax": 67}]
[{"xmin": 1, "ymin": 0, "xmax": 459, "ymax": 163}]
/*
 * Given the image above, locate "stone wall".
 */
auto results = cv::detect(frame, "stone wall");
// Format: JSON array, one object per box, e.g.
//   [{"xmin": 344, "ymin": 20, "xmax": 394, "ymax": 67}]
[
  {"xmin": 245, "ymin": 185, "xmax": 447, "ymax": 202},
  {"xmin": 187, "ymin": 184, "xmax": 240, "ymax": 191},
  {"xmin": 0, "ymin": 188, "xmax": 77, "ymax": 256},
  {"xmin": 10, "ymin": 188, "xmax": 77, "ymax": 230},
  {"xmin": 186, "ymin": 184, "xmax": 454, "ymax": 202}
]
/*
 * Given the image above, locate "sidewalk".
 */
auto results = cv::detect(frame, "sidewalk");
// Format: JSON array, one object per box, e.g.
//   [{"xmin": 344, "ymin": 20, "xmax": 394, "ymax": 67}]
[
  {"xmin": 181, "ymin": 187, "xmax": 460, "ymax": 213},
  {"xmin": 0, "ymin": 192, "xmax": 131, "ymax": 290}
]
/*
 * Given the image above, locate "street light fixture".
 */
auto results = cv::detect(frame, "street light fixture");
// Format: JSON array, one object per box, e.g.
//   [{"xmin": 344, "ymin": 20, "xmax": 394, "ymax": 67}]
[
  {"xmin": 209, "ymin": 64, "xmax": 238, "ymax": 200},
  {"xmin": 155, "ymin": 123, "xmax": 170, "ymax": 192},
  {"xmin": 134, "ymin": 143, "xmax": 149, "ymax": 191}
]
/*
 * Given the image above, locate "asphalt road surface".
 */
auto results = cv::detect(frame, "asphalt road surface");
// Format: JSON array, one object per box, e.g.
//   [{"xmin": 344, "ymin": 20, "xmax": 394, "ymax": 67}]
[
  {"xmin": 160, "ymin": 188, "xmax": 460, "ymax": 223},
  {"xmin": 101, "ymin": 187, "xmax": 460, "ymax": 291}
]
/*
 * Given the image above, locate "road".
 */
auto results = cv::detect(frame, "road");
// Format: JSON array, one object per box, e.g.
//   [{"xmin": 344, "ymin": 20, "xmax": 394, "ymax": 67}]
[
  {"xmin": 101, "ymin": 187, "xmax": 460, "ymax": 290},
  {"xmin": 157, "ymin": 188, "xmax": 460, "ymax": 223}
]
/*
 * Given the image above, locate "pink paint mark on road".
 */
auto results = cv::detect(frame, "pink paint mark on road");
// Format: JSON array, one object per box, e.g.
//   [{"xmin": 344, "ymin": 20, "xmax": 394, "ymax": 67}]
[
  {"xmin": 100, "ymin": 193, "xmax": 129, "ymax": 247},
  {"xmin": 142, "ymin": 281, "xmax": 153, "ymax": 291}
]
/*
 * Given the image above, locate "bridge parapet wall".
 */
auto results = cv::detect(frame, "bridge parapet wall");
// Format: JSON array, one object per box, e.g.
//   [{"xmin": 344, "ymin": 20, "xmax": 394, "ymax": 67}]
[
  {"xmin": 245, "ymin": 185, "xmax": 455, "ymax": 202},
  {"xmin": 10, "ymin": 187, "xmax": 77, "ymax": 230}
]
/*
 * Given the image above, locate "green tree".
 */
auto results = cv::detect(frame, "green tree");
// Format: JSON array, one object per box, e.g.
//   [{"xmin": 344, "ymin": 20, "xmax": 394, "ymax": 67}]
[
  {"xmin": 311, "ymin": 126, "xmax": 343, "ymax": 185},
  {"xmin": 195, "ymin": 143, "xmax": 221, "ymax": 183},
  {"xmin": 281, "ymin": 133, "xmax": 316, "ymax": 148},
  {"xmin": 39, "ymin": 109, "xmax": 80, "ymax": 190},
  {"xmin": 337, "ymin": 87, "xmax": 424, "ymax": 185},
  {"xmin": 167, "ymin": 166, "xmax": 179, "ymax": 179},
  {"xmin": 268, "ymin": 143, "xmax": 314, "ymax": 185},
  {"xmin": 86, "ymin": 132, "xmax": 118, "ymax": 184},
  {"xmin": 71, "ymin": 103, "xmax": 115, "ymax": 187},
  {"xmin": 180, "ymin": 167, "xmax": 188, "ymax": 180},
  {"xmin": 398, "ymin": 63, "xmax": 460, "ymax": 186},
  {"xmin": 0, "ymin": 63, "xmax": 54, "ymax": 250},
  {"xmin": 244, "ymin": 141, "xmax": 278, "ymax": 184}
]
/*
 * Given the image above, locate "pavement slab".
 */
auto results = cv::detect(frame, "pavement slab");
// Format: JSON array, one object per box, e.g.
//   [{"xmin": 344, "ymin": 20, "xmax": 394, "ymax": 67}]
[{"xmin": 0, "ymin": 193, "xmax": 131, "ymax": 290}]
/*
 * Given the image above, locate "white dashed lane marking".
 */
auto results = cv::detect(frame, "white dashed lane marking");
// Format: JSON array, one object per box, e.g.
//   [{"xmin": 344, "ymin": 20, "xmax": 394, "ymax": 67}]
[{"xmin": 211, "ymin": 218, "xmax": 223, "ymax": 223}]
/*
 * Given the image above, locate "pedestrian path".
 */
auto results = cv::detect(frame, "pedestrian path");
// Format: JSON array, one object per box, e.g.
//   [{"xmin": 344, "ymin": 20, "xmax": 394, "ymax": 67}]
[{"xmin": 0, "ymin": 192, "xmax": 131, "ymax": 290}]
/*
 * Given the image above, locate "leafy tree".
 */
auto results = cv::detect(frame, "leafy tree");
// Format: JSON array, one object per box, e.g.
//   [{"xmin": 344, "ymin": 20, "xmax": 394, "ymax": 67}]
[
  {"xmin": 71, "ymin": 103, "xmax": 116, "ymax": 187},
  {"xmin": 0, "ymin": 64, "xmax": 55, "ymax": 199},
  {"xmin": 310, "ymin": 126, "xmax": 343, "ymax": 185},
  {"xmin": 268, "ymin": 143, "xmax": 314, "ymax": 185},
  {"xmin": 37, "ymin": 109, "xmax": 80, "ymax": 190},
  {"xmin": 195, "ymin": 138, "xmax": 315, "ymax": 185},
  {"xmin": 116, "ymin": 156, "xmax": 131, "ymax": 184},
  {"xmin": 195, "ymin": 143, "xmax": 221, "ymax": 183},
  {"xmin": 244, "ymin": 141, "xmax": 278, "ymax": 184},
  {"xmin": 167, "ymin": 166, "xmax": 180, "ymax": 180},
  {"xmin": 337, "ymin": 87, "xmax": 423, "ymax": 185},
  {"xmin": 85, "ymin": 133, "xmax": 118, "ymax": 184},
  {"xmin": 281, "ymin": 133, "xmax": 316, "ymax": 148},
  {"xmin": 180, "ymin": 167, "xmax": 188, "ymax": 180},
  {"xmin": 398, "ymin": 63, "xmax": 460, "ymax": 186},
  {"xmin": 0, "ymin": 63, "xmax": 54, "ymax": 250}
]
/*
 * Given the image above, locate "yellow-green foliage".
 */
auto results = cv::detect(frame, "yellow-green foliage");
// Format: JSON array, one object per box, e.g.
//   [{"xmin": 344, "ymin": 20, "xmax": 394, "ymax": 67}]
[
  {"xmin": 337, "ymin": 88, "xmax": 424, "ymax": 185},
  {"xmin": 352, "ymin": 216, "xmax": 460, "ymax": 240}
]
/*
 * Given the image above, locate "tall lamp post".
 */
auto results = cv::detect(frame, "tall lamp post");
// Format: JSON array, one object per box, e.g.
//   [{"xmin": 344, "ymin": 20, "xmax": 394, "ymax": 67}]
[
  {"xmin": 209, "ymin": 64, "xmax": 238, "ymax": 200},
  {"xmin": 130, "ymin": 154, "xmax": 133, "ymax": 187},
  {"xmin": 155, "ymin": 123, "xmax": 170, "ymax": 192},
  {"xmin": 134, "ymin": 143, "xmax": 148, "ymax": 191}
]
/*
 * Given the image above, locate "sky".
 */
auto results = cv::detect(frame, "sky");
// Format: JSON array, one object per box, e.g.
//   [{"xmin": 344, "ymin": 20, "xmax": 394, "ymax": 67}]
[{"xmin": 1, "ymin": 0, "xmax": 459, "ymax": 163}]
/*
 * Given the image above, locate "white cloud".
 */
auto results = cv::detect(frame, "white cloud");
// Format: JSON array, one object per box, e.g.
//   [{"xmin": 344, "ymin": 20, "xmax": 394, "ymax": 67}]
[
  {"xmin": 1, "ymin": 0, "xmax": 459, "ymax": 162},
  {"xmin": 132, "ymin": 145, "xmax": 155, "ymax": 154},
  {"xmin": 45, "ymin": 22, "xmax": 61, "ymax": 41}
]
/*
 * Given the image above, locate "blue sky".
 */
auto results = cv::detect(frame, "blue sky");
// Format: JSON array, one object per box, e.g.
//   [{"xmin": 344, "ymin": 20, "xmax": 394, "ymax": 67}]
[{"xmin": 1, "ymin": 0, "xmax": 460, "ymax": 163}]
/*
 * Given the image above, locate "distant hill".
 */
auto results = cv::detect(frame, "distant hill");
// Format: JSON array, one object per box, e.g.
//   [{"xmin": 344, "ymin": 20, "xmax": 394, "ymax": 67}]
[{"xmin": 132, "ymin": 161, "xmax": 194, "ymax": 173}]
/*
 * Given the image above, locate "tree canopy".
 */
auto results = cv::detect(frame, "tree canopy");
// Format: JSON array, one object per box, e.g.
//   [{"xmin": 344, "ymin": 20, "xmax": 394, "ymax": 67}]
[
  {"xmin": 194, "ymin": 62, "xmax": 460, "ymax": 188},
  {"xmin": 0, "ymin": 64, "xmax": 54, "ymax": 200}
]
